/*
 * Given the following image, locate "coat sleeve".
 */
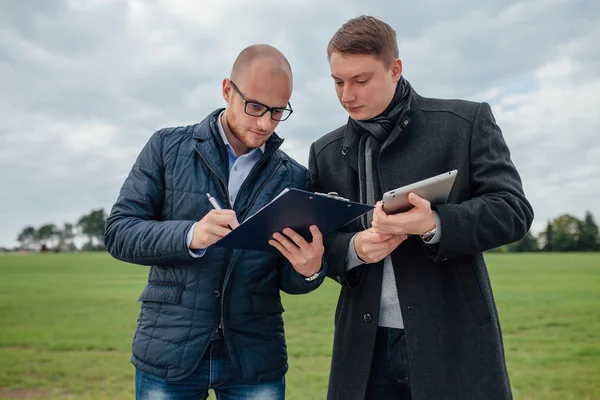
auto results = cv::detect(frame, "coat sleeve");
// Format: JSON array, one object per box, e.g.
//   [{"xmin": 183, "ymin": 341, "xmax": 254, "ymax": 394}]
[
  {"xmin": 426, "ymin": 102, "xmax": 534, "ymax": 262},
  {"xmin": 308, "ymin": 142, "xmax": 366, "ymax": 288},
  {"xmin": 277, "ymin": 257, "xmax": 327, "ymax": 294},
  {"xmin": 104, "ymin": 130, "xmax": 196, "ymax": 266}
]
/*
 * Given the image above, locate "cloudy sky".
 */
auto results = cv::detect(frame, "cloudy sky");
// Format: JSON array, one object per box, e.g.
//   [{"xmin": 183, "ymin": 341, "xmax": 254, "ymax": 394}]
[{"xmin": 1, "ymin": 0, "xmax": 599, "ymax": 247}]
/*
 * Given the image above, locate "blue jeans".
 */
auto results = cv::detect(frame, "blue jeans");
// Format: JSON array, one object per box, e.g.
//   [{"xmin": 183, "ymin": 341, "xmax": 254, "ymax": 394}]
[
  {"xmin": 364, "ymin": 327, "xmax": 411, "ymax": 400},
  {"xmin": 135, "ymin": 338, "xmax": 285, "ymax": 400}
]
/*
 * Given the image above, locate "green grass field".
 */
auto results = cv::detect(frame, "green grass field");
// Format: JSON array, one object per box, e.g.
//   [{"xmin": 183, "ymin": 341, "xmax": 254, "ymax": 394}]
[{"xmin": 0, "ymin": 253, "xmax": 598, "ymax": 399}]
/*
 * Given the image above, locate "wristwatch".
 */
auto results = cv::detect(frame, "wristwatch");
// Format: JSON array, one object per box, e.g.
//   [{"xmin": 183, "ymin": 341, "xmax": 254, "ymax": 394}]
[
  {"xmin": 304, "ymin": 270, "xmax": 322, "ymax": 282},
  {"xmin": 420, "ymin": 226, "xmax": 437, "ymax": 242}
]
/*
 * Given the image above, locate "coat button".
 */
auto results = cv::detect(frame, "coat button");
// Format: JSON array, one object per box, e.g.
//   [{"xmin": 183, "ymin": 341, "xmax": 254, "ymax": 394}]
[
  {"xmin": 213, "ymin": 289, "xmax": 221, "ymax": 298},
  {"xmin": 363, "ymin": 313, "xmax": 372, "ymax": 323}
]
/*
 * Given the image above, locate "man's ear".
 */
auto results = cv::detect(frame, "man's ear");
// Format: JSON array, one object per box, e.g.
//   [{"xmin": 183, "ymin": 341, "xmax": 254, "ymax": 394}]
[
  {"xmin": 391, "ymin": 59, "xmax": 403, "ymax": 83},
  {"xmin": 222, "ymin": 78, "xmax": 232, "ymax": 103}
]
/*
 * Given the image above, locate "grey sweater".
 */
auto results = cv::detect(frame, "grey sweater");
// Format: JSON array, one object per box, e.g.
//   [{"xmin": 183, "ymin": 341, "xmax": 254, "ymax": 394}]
[{"xmin": 346, "ymin": 212, "xmax": 441, "ymax": 328}]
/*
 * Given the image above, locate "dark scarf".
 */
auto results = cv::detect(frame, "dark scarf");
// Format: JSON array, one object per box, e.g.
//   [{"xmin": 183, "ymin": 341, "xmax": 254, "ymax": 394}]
[{"xmin": 351, "ymin": 77, "xmax": 413, "ymax": 229}]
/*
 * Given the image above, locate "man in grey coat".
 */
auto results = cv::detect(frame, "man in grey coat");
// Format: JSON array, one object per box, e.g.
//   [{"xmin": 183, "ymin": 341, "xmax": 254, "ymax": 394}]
[{"xmin": 309, "ymin": 16, "xmax": 534, "ymax": 400}]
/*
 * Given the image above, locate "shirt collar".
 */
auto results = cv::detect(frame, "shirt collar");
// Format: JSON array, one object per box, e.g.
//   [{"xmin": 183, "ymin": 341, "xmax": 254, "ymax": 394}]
[{"xmin": 217, "ymin": 111, "xmax": 266, "ymax": 156}]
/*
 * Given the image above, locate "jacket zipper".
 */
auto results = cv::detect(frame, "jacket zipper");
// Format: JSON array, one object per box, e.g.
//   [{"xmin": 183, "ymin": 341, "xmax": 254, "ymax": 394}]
[
  {"xmin": 188, "ymin": 139, "xmax": 285, "ymax": 377},
  {"xmin": 195, "ymin": 145, "xmax": 231, "ymax": 208},
  {"xmin": 219, "ymin": 159, "xmax": 285, "ymax": 366},
  {"xmin": 239, "ymin": 159, "xmax": 285, "ymax": 222},
  {"xmin": 220, "ymin": 159, "xmax": 283, "ymax": 293},
  {"xmin": 195, "ymin": 145, "xmax": 232, "ymax": 342},
  {"xmin": 197, "ymin": 141, "xmax": 286, "ymax": 369}
]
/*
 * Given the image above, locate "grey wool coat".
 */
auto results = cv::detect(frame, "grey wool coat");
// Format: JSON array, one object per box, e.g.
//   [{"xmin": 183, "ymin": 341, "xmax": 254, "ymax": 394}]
[{"xmin": 308, "ymin": 88, "xmax": 534, "ymax": 400}]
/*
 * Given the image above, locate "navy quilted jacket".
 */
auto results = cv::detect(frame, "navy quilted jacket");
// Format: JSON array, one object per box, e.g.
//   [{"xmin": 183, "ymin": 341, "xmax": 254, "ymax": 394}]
[{"xmin": 105, "ymin": 109, "xmax": 326, "ymax": 382}]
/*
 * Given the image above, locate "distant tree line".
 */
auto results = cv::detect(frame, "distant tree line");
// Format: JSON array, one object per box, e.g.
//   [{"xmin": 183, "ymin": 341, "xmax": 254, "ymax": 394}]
[
  {"xmin": 15, "ymin": 209, "xmax": 107, "ymax": 252},
  {"xmin": 7, "ymin": 209, "xmax": 600, "ymax": 253},
  {"xmin": 491, "ymin": 211, "xmax": 599, "ymax": 253}
]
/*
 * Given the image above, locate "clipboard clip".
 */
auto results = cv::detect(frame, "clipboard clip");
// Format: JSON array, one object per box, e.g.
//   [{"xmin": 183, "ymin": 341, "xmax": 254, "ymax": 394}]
[{"xmin": 314, "ymin": 191, "xmax": 350, "ymax": 201}]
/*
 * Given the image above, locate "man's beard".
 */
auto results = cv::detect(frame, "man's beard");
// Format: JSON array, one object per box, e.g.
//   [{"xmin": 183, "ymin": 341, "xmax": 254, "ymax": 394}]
[
  {"xmin": 226, "ymin": 111, "xmax": 268, "ymax": 149},
  {"xmin": 228, "ymin": 117, "xmax": 248, "ymax": 146}
]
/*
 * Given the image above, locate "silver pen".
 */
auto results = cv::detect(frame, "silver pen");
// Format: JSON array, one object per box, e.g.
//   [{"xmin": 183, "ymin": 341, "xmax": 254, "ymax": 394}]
[
  {"xmin": 206, "ymin": 192, "xmax": 223, "ymax": 209},
  {"xmin": 206, "ymin": 192, "xmax": 233, "ymax": 230}
]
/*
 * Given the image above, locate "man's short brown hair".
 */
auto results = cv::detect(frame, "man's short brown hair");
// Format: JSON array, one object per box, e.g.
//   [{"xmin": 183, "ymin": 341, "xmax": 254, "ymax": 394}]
[{"xmin": 327, "ymin": 15, "xmax": 399, "ymax": 67}]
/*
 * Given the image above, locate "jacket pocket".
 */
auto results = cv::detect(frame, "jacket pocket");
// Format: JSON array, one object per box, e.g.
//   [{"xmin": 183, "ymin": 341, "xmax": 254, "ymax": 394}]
[
  {"xmin": 456, "ymin": 262, "xmax": 491, "ymax": 326},
  {"xmin": 137, "ymin": 282, "xmax": 185, "ymax": 304},
  {"xmin": 251, "ymin": 294, "xmax": 284, "ymax": 314}
]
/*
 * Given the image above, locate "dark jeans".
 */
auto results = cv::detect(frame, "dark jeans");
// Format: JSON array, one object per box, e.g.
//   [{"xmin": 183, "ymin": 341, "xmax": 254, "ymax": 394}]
[
  {"xmin": 135, "ymin": 338, "xmax": 285, "ymax": 400},
  {"xmin": 365, "ymin": 327, "xmax": 411, "ymax": 400}
]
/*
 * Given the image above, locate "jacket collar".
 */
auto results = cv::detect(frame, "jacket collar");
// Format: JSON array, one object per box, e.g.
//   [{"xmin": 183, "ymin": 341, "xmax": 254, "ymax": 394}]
[
  {"xmin": 193, "ymin": 108, "xmax": 285, "ymax": 186},
  {"xmin": 341, "ymin": 87, "xmax": 423, "ymax": 172}
]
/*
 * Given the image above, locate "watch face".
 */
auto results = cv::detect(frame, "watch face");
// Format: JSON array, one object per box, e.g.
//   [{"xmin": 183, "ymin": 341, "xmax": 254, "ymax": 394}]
[{"xmin": 421, "ymin": 228, "xmax": 436, "ymax": 241}]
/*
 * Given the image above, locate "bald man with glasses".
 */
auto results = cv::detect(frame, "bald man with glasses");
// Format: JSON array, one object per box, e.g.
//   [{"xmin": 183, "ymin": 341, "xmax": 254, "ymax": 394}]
[{"xmin": 105, "ymin": 44, "xmax": 326, "ymax": 400}]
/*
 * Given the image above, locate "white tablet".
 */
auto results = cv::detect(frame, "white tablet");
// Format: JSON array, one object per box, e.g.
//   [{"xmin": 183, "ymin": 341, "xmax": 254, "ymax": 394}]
[{"xmin": 381, "ymin": 170, "xmax": 458, "ymax": 214}]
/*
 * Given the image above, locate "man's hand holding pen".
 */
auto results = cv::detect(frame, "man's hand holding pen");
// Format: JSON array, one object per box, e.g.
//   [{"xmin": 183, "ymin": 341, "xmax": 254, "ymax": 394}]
[
  {"xmin": 189, "ymin": 209, "xmax": 240, "ymax": 250},
  {"xmin": 189, "ymin": 193, "xmax": 240, "ymax": 250},
  {"xmin": 195, "ymin": 192, "xmax": 324, "ymax": 279}
]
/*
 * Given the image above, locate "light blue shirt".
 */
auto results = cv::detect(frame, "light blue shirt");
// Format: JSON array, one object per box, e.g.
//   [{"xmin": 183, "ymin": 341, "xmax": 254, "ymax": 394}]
[{"xmin": 187, "ymin": 111, "xmax": 265, "ymax": 257}]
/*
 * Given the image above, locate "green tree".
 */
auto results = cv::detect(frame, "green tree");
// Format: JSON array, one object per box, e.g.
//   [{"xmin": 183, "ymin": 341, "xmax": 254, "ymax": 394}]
[
  {"xmin": 578, "ymin": 211, "xmax": 599, "ymax": 251},
  {"xmin": 57, "ymin": 223, "xmax": 76, "ymax": 252},
  {"xmin": 507, "ymin": 231, "xmax": 539, "ymax": 252},
  {"xmin": 78, "ymin": 209, "xmax": 106, "ymax": 249},
  {"xmin": 550, "ymin": 214, "xmax": 581, "ymax": 252},
  {"xmin": 16, "ymin": 226, "xmax": 37, "ymax": 250},
  {"xmin": 37, "ymin": 223, "xmax": 58, "ymax": 249},
  {"xmin": 542, "ymin": 221, "xmax": 554, "ymax": 251}
]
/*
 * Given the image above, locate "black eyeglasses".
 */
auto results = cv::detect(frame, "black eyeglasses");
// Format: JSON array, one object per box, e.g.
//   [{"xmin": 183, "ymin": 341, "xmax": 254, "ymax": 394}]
[{"xmin": 229, "ymin": 81, "xmax": 293, "ymax": 121}]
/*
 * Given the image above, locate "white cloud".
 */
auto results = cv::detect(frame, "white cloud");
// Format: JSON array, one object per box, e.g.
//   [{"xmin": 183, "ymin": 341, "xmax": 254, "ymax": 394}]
[
  {"xmin": 1, "ymin": 0, "xmax": 599, "ymax": 247},
  {"xmin": 491, "ymin": 54, "xmax": 600, "ymax": 233}
]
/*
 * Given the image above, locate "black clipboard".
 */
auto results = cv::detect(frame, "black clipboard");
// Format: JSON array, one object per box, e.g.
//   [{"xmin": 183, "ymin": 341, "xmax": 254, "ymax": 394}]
[{"xmin": 214, "ymin": 188, "xmax": 373, "ymax": 253}]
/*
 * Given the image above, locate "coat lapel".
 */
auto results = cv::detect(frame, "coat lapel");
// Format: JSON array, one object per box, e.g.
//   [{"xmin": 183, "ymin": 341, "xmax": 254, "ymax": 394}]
[{"xmin": 341, "ymin": 121, "xmax": 360, "ymax": 173}]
